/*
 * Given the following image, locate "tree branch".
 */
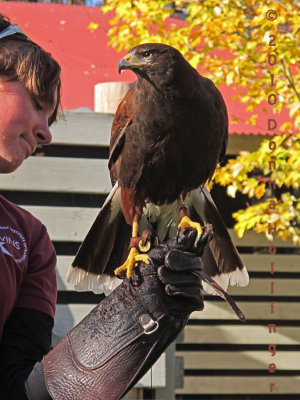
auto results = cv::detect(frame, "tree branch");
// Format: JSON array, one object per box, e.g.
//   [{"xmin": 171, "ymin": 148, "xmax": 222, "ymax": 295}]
[{"xmin": 281, "ymin": 59, "xmax": 300, "ymax": 103}]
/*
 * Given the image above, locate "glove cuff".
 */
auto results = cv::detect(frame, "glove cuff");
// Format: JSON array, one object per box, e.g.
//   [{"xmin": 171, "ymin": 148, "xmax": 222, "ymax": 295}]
[{"xmin": 43, "ymin": 279, "xmax": 186, "ymax": 400}]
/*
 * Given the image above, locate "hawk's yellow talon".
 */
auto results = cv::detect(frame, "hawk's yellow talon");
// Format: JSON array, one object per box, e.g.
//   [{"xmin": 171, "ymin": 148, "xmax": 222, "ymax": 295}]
[
  {"xmin": 114, "ymin": 247, "xmax": 150, "ymax": 278},
  {"xmin": 178, "ymin": 216, "xmax": 202, "ymax": 239}
]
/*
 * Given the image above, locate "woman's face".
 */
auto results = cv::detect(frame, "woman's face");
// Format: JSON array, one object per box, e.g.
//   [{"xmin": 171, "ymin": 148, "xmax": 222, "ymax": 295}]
[{"xmin": 0, "ymin": 77, "xmax": 53, "ymax": 173}]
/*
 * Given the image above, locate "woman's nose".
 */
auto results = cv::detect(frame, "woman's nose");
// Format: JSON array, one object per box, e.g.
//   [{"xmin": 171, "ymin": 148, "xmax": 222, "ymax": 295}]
[{"xmin": 34, "ymin": 119, "xmax": 53, "ymax": 145}]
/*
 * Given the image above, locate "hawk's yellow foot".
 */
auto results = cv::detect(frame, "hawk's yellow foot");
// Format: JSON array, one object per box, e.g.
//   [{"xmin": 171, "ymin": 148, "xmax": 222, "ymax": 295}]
[
  {"xmin": 178, "ymin": 216, "xmax": 202, "ymax": 241},
  {"xmin": 114, "ymin": 247, "xmax": 150, "ymax": 278}
]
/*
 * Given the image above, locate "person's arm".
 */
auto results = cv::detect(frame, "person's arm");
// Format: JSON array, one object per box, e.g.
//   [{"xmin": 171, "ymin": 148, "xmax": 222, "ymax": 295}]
[
  {"xmin": 0, "ymin": 308, "xmax": 52, "ymax": 400},
  {"xmin": 0, "ymin": 214, "xmax": 57, "ymax": 400}
]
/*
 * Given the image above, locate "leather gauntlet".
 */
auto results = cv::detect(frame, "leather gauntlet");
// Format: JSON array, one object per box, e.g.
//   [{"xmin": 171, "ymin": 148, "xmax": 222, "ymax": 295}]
[
  {"xmin": 44, "ymin": 280, "xmax": 186, "ymax": 399},
  {"xmin": 43, "ymin": 230, "xmax": 205, "ymax": 399}
]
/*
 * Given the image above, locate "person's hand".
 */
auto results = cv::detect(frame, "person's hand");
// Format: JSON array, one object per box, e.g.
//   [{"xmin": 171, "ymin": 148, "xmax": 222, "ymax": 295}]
[
  {"xmin": 138, "ymin": 225, "xmax": 245, "ymax": 322},
  {"xmin": 131, "ymin": 226, "xmax": 213, "ymax": 316}
]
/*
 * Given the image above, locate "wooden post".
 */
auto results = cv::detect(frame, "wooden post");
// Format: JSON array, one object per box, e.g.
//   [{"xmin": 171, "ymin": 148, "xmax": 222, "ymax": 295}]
[{"xmin": 94, "ymin": 81, "xmax": 132, "ymax": 114}]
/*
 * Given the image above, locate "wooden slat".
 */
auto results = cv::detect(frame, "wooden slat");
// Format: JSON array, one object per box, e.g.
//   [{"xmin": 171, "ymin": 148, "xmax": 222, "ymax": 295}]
[
  {"xmin": 0, "ymin": 157, "xmax": 111, "ymax": 194},
  {"xmin": 123, "ymin": 388, "xmax": 143, "ymax": 400},
  {"xmin": 135, "ymin": 353, "xmax": 166, "ymax": 388},
  {"xmin": 175, "ymin": 376, "xmax": 300, "ymax": 394},
  {"xmin": 182, "ymin": 325, "xmax": 300, "ymax": 345},
  {"xmin": 241, "ymin": 254, "xmax": 300, "ymax": 273},
  {"xmin": 23, "ymin": 206, "xmax": 99, "ymax": 242},
  {"xmin": 176, "ymin": 351, "xmax": 300, "ymax": 370},
  {"xmin": 54, "ymin": 304, "xmax": 95, "ymax": 336},
  {"xmin": 228, "ymin": 278, "xmax": 300, "ymax": 296},
  {"xmin": 56, "ymin": 256, "xmax": 74, "ymax": 290},
  {"xmin": 57, "ymin": 256, "xmax": 74, "ymax": 269},
  {"xmin": 51, "ymin": 111, "xmax": 112, "ymax": 146},
  {"xmin": 190, "ymin": 302, "xmax": 300, "ymax": 320}
]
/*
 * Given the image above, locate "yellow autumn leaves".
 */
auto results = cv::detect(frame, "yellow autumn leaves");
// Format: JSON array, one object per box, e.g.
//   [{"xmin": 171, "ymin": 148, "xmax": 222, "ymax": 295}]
[{"xmin": 214, "ymin": 134, "xmax": 300, "ymax": 244}]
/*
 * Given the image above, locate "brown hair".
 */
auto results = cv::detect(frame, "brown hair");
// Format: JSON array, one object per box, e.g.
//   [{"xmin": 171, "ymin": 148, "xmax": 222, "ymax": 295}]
[{"xmin": 0, "ymin": 14, "xmax": 61, "ymax": 125}]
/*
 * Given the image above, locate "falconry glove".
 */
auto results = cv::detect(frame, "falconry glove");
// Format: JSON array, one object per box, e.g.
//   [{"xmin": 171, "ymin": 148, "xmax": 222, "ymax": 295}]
[{"xmin": 43, "ymin": 229, "xmax": 207, "ymax": 400}]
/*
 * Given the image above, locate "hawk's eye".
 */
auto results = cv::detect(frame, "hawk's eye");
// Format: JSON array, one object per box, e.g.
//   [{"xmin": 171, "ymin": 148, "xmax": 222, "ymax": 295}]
[{"xmin": 142, "ymin": 51, "xmax": 153, "ymax": 59}]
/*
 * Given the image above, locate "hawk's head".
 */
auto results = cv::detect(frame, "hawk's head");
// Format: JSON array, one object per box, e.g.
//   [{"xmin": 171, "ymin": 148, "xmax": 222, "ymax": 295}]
[{"xmin": 118, "ymin": 43, "xmax": 185, "ymax": 80}]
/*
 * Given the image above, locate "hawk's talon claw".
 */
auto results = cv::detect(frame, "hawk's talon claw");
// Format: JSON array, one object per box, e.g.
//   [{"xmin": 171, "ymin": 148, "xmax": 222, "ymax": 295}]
[
  {"xmin": 178, "ymin": 216, "xmax": 202, "ymax": 245},
  {"xmin": 194, "ymin": 234, "xmax": 202, "ymax": 248},
  {"xmin": 138, "ymin": 239, "xmax": 151, "ymax": 253},
  {"xmin": 114, "ymin": 247, "xmax": 150, "ymax": 278},
  {"xmin": 176, "ymin": 226, "xmax": 181, "ymax": 242}
]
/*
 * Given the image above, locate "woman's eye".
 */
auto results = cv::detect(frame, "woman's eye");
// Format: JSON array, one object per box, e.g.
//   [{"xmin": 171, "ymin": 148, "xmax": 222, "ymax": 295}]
[
  {"xmin": 34, "ymin": 99, "xmax": 43, "ymax": 111},
  {"xmin": 143, "ymin": 51, "xmax": 153, "ymax": 59}
]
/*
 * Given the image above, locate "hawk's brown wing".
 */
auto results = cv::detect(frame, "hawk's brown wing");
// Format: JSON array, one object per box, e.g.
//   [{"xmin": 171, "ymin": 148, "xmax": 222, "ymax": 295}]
[
  {"xmin": 108, "ymin": 87, "xmax": 135, "ymax": 186},
  {"xmin": 69, "ymin": 88, "xmax": 137, "ymax": 284}
]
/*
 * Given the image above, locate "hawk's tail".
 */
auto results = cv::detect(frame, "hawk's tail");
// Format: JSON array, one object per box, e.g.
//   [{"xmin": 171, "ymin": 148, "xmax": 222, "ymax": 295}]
[
  {"xmin": 189, "ymin": 186, "xmax": 249, "ymax": 294},
  {"xmin": 66, "ymin": 184, "xmax": 130, "ymax": 295}
]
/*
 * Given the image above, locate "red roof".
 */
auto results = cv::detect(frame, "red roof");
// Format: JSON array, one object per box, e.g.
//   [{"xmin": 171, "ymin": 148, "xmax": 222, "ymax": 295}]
[{"xmin": 0, "ymin": 2, "xmax": 292, "ymax": 135}]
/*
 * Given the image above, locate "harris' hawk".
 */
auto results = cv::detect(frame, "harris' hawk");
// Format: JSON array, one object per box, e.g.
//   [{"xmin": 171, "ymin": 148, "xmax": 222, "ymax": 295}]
[{"xmin": 67, "ymin": 43, "xmax": 249, "ymax": 297}]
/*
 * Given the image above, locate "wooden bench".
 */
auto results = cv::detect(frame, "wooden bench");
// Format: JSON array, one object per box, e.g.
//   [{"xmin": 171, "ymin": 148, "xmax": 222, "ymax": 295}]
[{"xmin": 1, "ymin": 110, "xmax": 299, "ymax": 399}]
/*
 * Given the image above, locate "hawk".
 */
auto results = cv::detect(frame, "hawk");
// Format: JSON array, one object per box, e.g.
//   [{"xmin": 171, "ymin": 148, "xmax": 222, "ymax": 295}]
[{"xmin": 67, "ymin": 43, "xmax": 249, "ymax": 297}]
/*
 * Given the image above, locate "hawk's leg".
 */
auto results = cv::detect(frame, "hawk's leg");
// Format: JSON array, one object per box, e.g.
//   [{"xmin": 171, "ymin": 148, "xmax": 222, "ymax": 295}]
[
  {"xmin": 114, "ymin": 219, "xmax": 150, "ymax": 278},
  {"xmin": 177, "ymin": 206, "xmax": 202, "ymax": 243}
]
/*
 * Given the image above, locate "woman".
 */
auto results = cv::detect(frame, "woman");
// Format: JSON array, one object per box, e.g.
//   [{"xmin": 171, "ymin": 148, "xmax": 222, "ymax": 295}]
[
  {"xmin": 0, "ymin": 14, "xmax": 204, "ymax": 399},
  {"xmin": 0, "ymin": 14, "xmax": 61, "ymax": 398}
]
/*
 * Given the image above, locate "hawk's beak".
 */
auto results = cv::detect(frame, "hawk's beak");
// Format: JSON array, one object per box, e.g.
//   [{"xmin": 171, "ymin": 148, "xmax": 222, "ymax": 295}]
[{"xmin": 118, "ymin": 54, "xmax": 146, "ymax": 74}]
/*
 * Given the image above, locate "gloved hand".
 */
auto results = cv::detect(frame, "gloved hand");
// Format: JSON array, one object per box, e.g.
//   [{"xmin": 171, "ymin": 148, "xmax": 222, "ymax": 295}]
[
  {"xmin": 131, "ymin": 225, "xmax": 213, "ymax": 316},
  {"xmin": 153, "ymin": 226, "xmax": 245, "ymax": 322}
]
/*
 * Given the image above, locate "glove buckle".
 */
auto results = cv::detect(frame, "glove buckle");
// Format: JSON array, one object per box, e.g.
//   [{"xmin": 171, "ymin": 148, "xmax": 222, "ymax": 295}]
[{"xmin": 139, "ymin": 314, "xmax": 159, "ymax": 335}]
